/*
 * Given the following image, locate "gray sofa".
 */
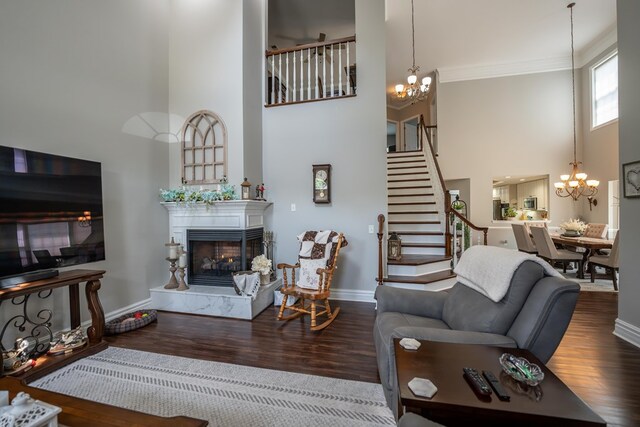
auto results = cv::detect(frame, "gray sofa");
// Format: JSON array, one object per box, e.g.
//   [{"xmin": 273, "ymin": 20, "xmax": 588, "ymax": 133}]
[{"xmin": 373, "ymin": 260, "xmax": 580, "ymax": 417}]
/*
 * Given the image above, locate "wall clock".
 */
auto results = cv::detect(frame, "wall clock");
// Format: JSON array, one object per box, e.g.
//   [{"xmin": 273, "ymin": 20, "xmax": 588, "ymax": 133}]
[{"xmin": 313, "ymin": 164, "xmax": 331, "ymax": 204}]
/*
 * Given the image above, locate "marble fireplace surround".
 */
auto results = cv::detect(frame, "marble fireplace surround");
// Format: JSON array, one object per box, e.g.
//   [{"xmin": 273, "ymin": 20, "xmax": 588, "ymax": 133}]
[{"xmin": 150, "ymin": 201, "xmax": 278, "ymax": 320}]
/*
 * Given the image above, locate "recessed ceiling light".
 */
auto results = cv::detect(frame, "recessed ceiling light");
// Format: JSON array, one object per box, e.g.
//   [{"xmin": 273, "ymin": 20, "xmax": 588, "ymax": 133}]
[
  {"xmin": 505, "ymin": 176, "xmax": 511, "ymax": 179},
  {"xmin": 520, "ymin": 178, "xmax": 526, "ymax": 181}
]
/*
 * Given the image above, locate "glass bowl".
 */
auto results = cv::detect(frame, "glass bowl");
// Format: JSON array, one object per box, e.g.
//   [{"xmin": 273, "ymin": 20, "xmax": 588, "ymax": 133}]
[{"xmin": 499, "ymin": 353, "xmax": 545, "ymax": 386}]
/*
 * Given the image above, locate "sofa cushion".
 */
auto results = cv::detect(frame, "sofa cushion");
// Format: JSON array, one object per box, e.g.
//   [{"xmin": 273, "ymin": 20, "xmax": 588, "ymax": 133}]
[{"xmin": 442, "ymin": 261, "xmax": 544, "ymax": 335}]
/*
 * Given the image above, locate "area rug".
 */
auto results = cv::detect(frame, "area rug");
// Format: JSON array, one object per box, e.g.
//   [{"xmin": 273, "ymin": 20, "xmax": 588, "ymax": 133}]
[
  {"xmin": 31, "ymin": 347, "xmax": 395, "ymax": 427},
  {"xmin": 558, "ymin": 269, "xmax": 617, "ymax": 292}
]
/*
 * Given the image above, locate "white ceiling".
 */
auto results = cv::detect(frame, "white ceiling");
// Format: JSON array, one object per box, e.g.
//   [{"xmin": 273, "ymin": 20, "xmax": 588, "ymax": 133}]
[{"xmin": 386, "ymin": 0, "xmax": 617, "ymax": 94}]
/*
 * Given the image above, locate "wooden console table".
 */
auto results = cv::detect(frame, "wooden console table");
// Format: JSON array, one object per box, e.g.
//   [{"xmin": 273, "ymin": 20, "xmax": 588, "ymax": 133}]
[{"xmin": 0, "ymin": 269, "xmax": 107, "ymax": 379}]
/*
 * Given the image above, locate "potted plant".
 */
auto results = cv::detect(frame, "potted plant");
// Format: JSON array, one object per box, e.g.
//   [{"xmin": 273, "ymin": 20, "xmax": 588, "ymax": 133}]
[{"xmin": 505, "ymin": 207, "xmax": 518, "ymax": 220}]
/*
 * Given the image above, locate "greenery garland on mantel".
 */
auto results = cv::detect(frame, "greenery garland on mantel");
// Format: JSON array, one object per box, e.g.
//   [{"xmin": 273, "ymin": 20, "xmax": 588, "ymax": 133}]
[{"xmin": 159, "ymin": 185, "xmax": 238, "ymax": 205}]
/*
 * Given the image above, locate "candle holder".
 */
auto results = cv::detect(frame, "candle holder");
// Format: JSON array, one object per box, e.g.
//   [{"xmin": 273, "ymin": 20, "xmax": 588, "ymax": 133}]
[
  {"xmin": 177, "ymin": 266, "xmax": 189, "ymax": 291},
  {"xmin": 164, "ymin": 237, "xmax": 181, "ymax": 289},
  {"xmin": 164, "ymin": 257, "xmax": 179, "ymax": 289}
]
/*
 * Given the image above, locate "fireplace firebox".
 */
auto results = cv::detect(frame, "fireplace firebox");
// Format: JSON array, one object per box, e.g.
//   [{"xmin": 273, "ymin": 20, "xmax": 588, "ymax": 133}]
[{"xmin": 187, "ymin": 228, "xmax": 263, "ymax": 286}]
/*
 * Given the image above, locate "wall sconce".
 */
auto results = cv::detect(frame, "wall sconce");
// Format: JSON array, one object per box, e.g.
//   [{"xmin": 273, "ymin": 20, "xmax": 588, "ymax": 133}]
[
  {"xmin": 77, "ymin": 211, "xmax": 92, "ymax": 227},
  {"xmin": 587, "ymin": 197, "xmax": 598, "ymax": 211},
  {"xmin": 387, "ymin": 232, "xmax": 402, "ymax": 261}
]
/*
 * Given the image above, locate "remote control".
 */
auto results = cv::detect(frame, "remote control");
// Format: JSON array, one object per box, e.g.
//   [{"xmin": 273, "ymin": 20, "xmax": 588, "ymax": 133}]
[
  {"xmin": 463, "ymin": 367, "xmax": 492, "ymax": 396},
  {"xmin": 482, "ymin": 370, "xmax": 511, "ymax": 401}
]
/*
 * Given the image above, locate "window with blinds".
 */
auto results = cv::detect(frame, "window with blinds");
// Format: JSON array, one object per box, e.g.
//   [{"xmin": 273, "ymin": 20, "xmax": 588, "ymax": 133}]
[{"xmin": 591, "ymin": 51, "xmax": 618, "ymax": 129}]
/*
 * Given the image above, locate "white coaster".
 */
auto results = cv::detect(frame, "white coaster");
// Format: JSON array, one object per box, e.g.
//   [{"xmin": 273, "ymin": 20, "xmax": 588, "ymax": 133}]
[
  {"xmin": 408, "ymin": 377, "xmax": 438, "ymax": 399},
  {"xmin": 399, "ymin": 338, "xmax": 421, "ymax": 350}
]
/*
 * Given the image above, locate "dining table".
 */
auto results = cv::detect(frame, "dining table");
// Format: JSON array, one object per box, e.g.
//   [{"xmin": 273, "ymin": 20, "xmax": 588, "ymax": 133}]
[{"xmin": 550, "ymin": 233, "xmax": 614, "ymax": 279}]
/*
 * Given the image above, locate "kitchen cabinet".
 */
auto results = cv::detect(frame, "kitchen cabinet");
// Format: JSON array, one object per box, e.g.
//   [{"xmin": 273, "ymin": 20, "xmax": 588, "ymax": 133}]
[{"xmin": 516, "ymin": 178, "xmax": 548, "ymax": 210}]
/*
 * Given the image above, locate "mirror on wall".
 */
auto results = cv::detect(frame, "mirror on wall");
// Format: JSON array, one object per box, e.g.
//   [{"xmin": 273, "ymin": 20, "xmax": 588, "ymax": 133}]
[{"xmin": 492, "ymin": 175, "xmax": 549, "ymax": 221}]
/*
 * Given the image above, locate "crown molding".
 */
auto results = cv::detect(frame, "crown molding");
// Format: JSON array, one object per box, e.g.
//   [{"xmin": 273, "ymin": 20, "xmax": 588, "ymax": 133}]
[
  {"xmin": 438, "ymin": 56, "xmax": 572, "ymax": 83},
  {"xmin": 577, "ymin": 25, "xmax": 617, "ymax": 68}
]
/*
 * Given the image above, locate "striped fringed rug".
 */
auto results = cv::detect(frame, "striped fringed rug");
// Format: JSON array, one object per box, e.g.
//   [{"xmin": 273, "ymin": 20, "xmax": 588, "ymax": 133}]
[{"xmin": 31, "ymin": 347, "xmax": 395, "ymax": 427}]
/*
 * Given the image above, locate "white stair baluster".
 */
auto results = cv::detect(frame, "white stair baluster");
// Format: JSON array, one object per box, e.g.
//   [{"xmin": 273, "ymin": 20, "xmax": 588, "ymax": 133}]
[
  {"xmin": 346, "ymin": 42, "xmax": 350, "ymax": 95},
  {"xmin": 330, "ymin": 44, "xmax": 334, "ymax": 97},
  {"xmin": 307, "ymin": 48, "xmax": 311, "ymax": 100},
  {"xmin": 338, "ymin": 43, "xmax": 342, "ymax": 97},
  {"xmin": 285, "ymin": 52, "xmax": 289, "ymax": 103},
  {"xmin": 315, "ymin": 47, "xmax": 319, "ymax": 99},
  {"xmin": 278, "ymin": 53, "xmax": 282, "ymax": 103},
  {"xmin": 293, "ymin": 51, "xmax": 297, "ymax": 102},
  {"xmin": 270, "ymin": 56, "xmax": 275, "ymax": 105},
  {"xmin": 300, "ymin": 50, "xmax": 304, "ymax": 101},
  {"xmin": 322, "ymin": 45, "xmax": 326, "ymax": 98}
]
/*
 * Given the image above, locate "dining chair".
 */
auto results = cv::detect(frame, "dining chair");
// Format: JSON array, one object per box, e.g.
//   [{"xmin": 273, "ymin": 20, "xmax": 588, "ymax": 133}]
[
  {"xmin": 531, "ymin": 226, "xmax": 583, "ymax": 273},
  {"xmin": 589, "ymin": 233, "xmax": 620, "ymax": 290},
  {"xmin": 511, "ymin": 223, "xmax": 537, "ymax": 254},
  {"xmin": 583, "ymin": 223, "xmax": 609, "ymax": 239}
]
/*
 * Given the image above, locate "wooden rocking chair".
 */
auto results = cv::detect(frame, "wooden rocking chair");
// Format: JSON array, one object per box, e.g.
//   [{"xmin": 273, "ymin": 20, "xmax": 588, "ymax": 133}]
[{"xmin": 277, "ymin": 231, "xmax": 347, "ymax": 331}]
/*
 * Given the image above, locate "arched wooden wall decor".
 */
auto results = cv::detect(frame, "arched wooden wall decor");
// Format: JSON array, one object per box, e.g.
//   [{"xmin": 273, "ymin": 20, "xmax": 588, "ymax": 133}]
[{"xmin": 180, "ymin": 110, "xmax": 227, "ymax": 185}]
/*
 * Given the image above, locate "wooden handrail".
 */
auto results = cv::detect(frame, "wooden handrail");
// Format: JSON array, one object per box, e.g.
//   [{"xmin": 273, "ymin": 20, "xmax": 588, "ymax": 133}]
[
  {"xmin": 377, "ymin": 214, "xmax": 385, "ymax": 286},
  {"xmin": 266, "ymin": 36, "xmax": 356, "ymax": 57},
  {"xmin": 450, "ymin": 209, "xmax": 489, "ymax": 245}
]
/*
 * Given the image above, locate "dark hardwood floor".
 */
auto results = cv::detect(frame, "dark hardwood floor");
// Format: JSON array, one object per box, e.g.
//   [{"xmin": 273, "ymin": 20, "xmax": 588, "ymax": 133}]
[{"xmin": 106, "ymin": 291, "xmax": 640, "ymax": 426}]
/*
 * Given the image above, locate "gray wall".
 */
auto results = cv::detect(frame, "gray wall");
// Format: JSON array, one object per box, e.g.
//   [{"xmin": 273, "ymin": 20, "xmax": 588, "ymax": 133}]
[
  {"xmin": 438, "ymin": 71, "xmax": 582, "ymax": 228},
  {"xmin": 0, "ymin": 0, "xmax": 170, "ymax": 328},
  {"xmin": 581, "ymin": 45, "xmax": 619, "ymax": 224},
  {"xmin": 263, "ymin": 0, "xmax": 387, "ymax": 298},
  {"xmin": 616, "ymin": 0, "xmax": 640, "ymax": 344}
]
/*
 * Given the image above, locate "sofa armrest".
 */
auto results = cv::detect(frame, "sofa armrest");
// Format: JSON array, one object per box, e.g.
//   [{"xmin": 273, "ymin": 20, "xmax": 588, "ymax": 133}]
[
  {"xmin": 375, "ymin": 286, "xmax": 448, "ymax": 319},
  {"xmin": 391, "ymin": 326, "xmax": 518, "ymax": 347}
]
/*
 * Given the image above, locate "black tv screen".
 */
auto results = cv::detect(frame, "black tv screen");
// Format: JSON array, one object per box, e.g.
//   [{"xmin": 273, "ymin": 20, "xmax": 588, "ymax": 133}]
[{"xmin": 0, "ymin": 145, "xmax": 105, "ymax": 284}]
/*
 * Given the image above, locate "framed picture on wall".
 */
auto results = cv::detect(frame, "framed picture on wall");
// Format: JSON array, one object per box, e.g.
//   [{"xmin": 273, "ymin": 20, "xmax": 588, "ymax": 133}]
[
  {"xmin": 623, "ymin": 160, "xmax": 640, "ymax": 198},
  {"xmin": 312, "ymin": 164, "xmax": 331, "ymax": 204}
]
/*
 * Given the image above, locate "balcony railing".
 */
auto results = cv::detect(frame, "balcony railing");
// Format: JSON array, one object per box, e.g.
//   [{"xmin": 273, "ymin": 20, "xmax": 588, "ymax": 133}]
[{"xmin": 265, "ymin": 36, "xmax": 356, "ymax": 107}]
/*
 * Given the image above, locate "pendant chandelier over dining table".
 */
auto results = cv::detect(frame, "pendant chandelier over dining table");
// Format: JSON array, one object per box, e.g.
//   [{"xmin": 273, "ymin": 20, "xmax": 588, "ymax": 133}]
[
  {"xmin": 394, "ymin": 0, "xmax": 431, "ymax": 104},
  {"xmin": 554, "ymin": 2, "xmax": 599, "ymax": 201}
]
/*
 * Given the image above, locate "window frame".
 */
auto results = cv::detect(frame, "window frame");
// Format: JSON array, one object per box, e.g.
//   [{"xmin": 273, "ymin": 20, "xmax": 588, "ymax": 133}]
[{"xmin": 590, "ymin": 50, "xmax": 619, "ymax": 131}]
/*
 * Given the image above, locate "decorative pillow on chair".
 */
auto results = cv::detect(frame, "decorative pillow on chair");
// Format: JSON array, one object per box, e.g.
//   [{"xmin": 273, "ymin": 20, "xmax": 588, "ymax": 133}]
[{"xmin": 298, "ymin": 258, "xmax": 327, "ymax": 290}]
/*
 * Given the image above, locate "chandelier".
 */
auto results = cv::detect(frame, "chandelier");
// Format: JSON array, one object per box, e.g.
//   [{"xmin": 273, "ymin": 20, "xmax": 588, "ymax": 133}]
[
  {"xmin": 77, "ymin": 211, "xmax": 92, "ymax": 227},
  {"xmin": 394, "ymin": 0, "xmax": 431, "ymax": 104},
  {"xmin": 554, "ymin": 2, "xmax": 598, "ymax": 201}
]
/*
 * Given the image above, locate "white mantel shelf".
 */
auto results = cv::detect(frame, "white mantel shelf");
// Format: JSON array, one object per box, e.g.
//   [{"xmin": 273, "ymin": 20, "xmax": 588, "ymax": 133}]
[{"xmin": 161, "ymin": 200, "xmax": 273, "ymax": 244}]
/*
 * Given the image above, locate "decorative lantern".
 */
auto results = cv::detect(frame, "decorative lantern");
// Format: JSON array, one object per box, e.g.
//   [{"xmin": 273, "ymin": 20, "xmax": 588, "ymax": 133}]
[
  {"xmin": 241, "ymin": 177, "xmax": 251, "ymax": 200},
  {"xmin": 387, "ymin": 232, "xmax": 402, "ymax": 261}
]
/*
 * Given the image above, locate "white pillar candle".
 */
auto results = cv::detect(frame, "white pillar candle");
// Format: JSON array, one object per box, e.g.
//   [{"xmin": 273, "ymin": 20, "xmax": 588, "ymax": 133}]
[
  {"xmin": 169, "ymin": 245, "xmax": 178, "ymax": 259},
  {"xmin": 179, "ymin": 253, "xmax": 187, "ymax": 268}
]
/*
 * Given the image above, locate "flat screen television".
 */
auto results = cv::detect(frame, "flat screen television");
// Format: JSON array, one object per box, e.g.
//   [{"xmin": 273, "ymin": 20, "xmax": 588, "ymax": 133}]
[{"xmin": 0, "ymin": 145, "xmax": 105, "ymax": 287}]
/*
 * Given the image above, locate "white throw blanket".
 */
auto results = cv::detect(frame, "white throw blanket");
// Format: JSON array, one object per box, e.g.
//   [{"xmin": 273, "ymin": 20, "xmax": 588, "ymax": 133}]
[{"xmin": 453, "ymin": 246, "xmax": 563, "ymax": 302}]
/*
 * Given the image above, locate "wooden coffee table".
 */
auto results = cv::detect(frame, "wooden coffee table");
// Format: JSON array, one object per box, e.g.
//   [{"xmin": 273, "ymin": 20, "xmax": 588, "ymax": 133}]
[{"xmin": 394, "ymin": 340, "xmax": 605, "ymax": 426}]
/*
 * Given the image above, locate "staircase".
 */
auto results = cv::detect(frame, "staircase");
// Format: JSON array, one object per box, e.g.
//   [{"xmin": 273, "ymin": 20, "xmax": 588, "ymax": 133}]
[{"xmin": 384, "ymin": 150, "xmax": 456, "ymax": 291}]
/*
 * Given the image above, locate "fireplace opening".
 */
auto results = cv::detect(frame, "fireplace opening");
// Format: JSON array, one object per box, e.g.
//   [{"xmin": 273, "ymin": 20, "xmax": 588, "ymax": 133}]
[{"xmin": 187, "ymin": 228, "xmax": 263, "ymax": 286}]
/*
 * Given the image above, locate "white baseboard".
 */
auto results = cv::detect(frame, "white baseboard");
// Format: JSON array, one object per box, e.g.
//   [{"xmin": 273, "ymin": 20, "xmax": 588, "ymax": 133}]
[
  {"xmin": 330, "ymin": 289, "xmax": 375, "ymax": 303},
  {"xmin": 614, "ymin": 318, "xmax": 640, "ymax": 349},
  {"xmin": 80, "ymin": 298, "xmax": 152, "ymax": 328}
]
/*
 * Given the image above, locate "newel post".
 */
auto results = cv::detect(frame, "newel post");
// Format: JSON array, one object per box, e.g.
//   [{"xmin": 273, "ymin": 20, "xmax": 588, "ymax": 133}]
[
  {"xmin": 444, "ymin": 192, "xmax": 452, "ymax": 257},
  {"xmin": 377, "ymin": 214, "xmax": 385, "ymax": 286}
]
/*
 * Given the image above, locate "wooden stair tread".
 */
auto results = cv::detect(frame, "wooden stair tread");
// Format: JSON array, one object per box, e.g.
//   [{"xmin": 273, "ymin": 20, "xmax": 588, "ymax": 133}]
[
  {"xmin": 386, "ymin": 154, "xmax": 423, "ymax": 159},
  {"xmin": 392, "ymin": 231, "xmax": 443, "ymax": 236},
  {"xmin": 388, "ymin": 165, "xmax": 427, "ymax": 170},
  {"xmin": 388, "ymin": 202, "xmax": 436, "ymax": 206},
  {"xmin": 387, "ymin": 160, "xmax": 427, "ymax": 165},
  {"xmin": 401, "ymin": 243, "xmax": 446, "ymax": 248},
  {"xmin": 388, "ymin": 193, "xmax": 434, "ymax": 197},
  {"xmin": 388, "ymin": 172, "xmax": 430, "ymax": 176},
  {"xmin": 388, "ymin": 220, "xmax": 441, "ymax": 224},
  {"xmin": 384, "ymin": 270, "xmax": 456, "ymax": 284},
  {"xmin": 388, "ymin": 211, "xmax": 439, "ymax": 214},
  {"xmin": 387, "ymin": 185, "xmax": 433, "ymax": 190},
  {"xmin": 387, "ymin": 255, "xmax": 451, "ymax": 266},
  {"xmin": 388, "ymin": 179, "xmax": 432, "ymax": 183}
]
